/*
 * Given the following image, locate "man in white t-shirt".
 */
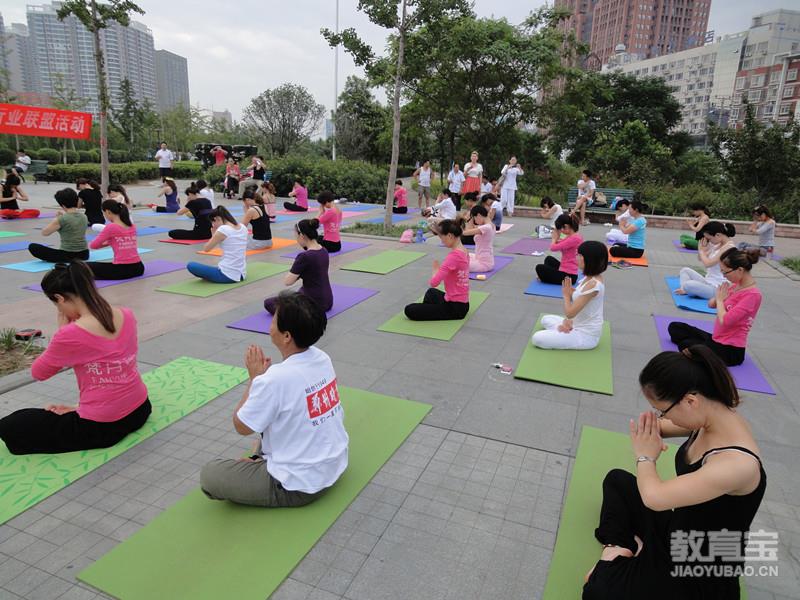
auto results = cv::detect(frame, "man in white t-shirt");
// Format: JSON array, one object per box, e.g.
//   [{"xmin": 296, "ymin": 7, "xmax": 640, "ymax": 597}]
[
  {"xmin": 201, "ymin": 293, "xmax": 349, "ymax": 507},
  {"xmin": 413, "ymin": 160, "xmax": 433, "ymax": 209},
  {"xmin": 500, "ymin": 157, "xmax": 524, "ymax": 217},
  {"xmin": 154, "ymin": 142, "xmax": 174, "ymax": 180},
  {"xmin": 447, "ymin": 163, "xmax": 466, "ymax": 210},
  {"xmin": 573, "ymin": 169, "xmax": 596, "ymax": 226}
]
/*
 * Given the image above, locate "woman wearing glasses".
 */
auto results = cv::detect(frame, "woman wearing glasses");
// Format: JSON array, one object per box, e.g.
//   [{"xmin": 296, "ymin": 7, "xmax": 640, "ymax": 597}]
[
  {"xmin": 263, "ymin": 219, "xmax": 333, "ymax": 315},
  {"xmin": 668, "ymin": 248, "xmax": 762, "ymax": 366},
  {"xmin": 583, "ymin": 346, "xmax": 766, "ymax": 600},
  {"xmin": 0, "ymin": 261, "xmax": 151, "ymax": 454}
]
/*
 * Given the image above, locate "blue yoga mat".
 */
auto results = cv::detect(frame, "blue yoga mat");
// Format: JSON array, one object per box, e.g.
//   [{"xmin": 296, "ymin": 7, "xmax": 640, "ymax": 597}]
[
  {"xmin": 1, "ymin": 247, "xmax": 153, "ymax": 273},
  {"xmin": 524, "ymin": 279, "xmax": 566, "ymax": 298},
  {"xmin": 665, "ymin": 276, "xmax": 716, "ymax": 314},
  {"xmin": 362, "ymin": 215, "xmax": 414, "ymax": 225},
  {"xmin": 0, "ymin": 241, "xmax": 40, "ymax": 254}
]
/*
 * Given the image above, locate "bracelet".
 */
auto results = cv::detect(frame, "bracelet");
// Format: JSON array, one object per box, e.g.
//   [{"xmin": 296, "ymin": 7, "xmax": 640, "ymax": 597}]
[{"xmin": 636, "ymin": 455, "xmax": 657, "ymax": 465}]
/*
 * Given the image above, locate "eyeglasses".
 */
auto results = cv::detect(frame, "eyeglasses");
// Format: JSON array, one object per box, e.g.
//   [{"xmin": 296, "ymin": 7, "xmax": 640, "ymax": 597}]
[
  {"xmin": 721, "ymin": 267, "xmax": 737, "ymax": 275},
  {"xmin": 656, "ymin": 398, "xmax": 681, "ymax": 419}
]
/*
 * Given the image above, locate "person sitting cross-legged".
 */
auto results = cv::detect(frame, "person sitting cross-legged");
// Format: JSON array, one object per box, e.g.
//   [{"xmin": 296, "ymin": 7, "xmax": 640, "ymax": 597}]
[{"xmin": 200, "ymin": 292, "xmax": 349, "ymax": 507}]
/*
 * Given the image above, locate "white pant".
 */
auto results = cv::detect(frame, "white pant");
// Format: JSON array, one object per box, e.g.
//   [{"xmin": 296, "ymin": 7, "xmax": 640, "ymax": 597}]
[
  {"xmin": 679, "ymin": 267, "xmax": 716, "ymax": 299},
  {"xmin": 247, "ymin": 238, "xmax": 273, "ymax": 250},
  {"xmin": 606, "ymin": 229, "xmax": 628, "ymax": 245},
  {"xmin": 501, "ymin": 188, "xmax": 516, "ymax": 215},
  {"xmin": 531, "ymin": 314, "xmax": 600, "ymax": 350}
]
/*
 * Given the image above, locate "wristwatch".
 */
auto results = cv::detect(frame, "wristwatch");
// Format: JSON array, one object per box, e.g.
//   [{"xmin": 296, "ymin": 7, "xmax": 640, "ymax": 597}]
[{"xmin": 636, "ymin": 456, "xmax": 657, "ymax": 465}]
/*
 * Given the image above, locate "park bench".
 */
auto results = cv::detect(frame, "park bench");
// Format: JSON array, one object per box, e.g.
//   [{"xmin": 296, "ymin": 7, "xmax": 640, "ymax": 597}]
[
  {"xmin": 567, "ymin": 187, "xmax": 634, "ymax": 215},
  {"xmin": 28, "ymin": 160, "xmax": 50, "ymax": 184}
]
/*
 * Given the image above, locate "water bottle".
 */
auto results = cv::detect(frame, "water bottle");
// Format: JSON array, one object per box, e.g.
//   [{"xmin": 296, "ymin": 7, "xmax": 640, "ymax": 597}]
[{"xmin": 415, "ymin": 226, "xmax": 425, "ymax": 244}]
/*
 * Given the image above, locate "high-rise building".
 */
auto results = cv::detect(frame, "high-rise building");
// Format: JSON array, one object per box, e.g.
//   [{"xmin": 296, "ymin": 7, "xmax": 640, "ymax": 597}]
[
  {"xmin": 3, "ymin": 23, "xmax": 38, "ymax": 95},
  {"xmin": 155, "ymin": 49, "xmax": 190, "ymax": 112},
  {"xmin": 555, "ymin": 1, "xmax": 599, "ymax": 66}
]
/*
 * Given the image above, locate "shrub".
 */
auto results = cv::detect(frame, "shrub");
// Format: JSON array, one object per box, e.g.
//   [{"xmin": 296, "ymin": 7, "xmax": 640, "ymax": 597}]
[
  {"xmin": 108, "ymin": 149, "xmax": 130, "ymax": 163},
  {"xmin": 33, "ymin": 148, "xmax": 60, "ymax": 164},
  {"xmin": 46, "ymin": 161, "xmax": 204, "ymax": 185},
  {"xmin": 64, "ymin": 150, "xmax": 80, "ymax": 164},
  {"xmin": 171, "ymin": 161, "xmax": 203, "ymax": 180},
  {"xmin": 0, "ymin": 147, "xmax": 16, "ymax": 165},
  {"xmin": 78, "ymin": 150, "xmax": 94, "ymax": 163}
]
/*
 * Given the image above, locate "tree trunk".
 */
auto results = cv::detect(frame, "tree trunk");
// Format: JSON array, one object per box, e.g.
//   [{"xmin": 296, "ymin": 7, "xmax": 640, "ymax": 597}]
[
  {"xmin": 63, "ymin": 138, "xmax": 68, "ymax": 164},
  {"xmin": 384, "ymin": 0, "xmax": 407, "ymax": 232},
  {"xmin": 91, "ymin": 1, "xmax": 110, "ymax": 192}
]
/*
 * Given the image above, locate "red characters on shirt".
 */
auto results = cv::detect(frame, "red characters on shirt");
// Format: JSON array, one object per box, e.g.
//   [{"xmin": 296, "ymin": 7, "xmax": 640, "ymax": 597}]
[{"xmin": 306, "ymin": 378, "xmax": 340, "ymax": 418}]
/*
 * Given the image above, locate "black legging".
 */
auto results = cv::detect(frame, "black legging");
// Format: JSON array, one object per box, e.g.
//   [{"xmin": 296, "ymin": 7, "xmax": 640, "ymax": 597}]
[
  {"xmin": 393, "ymin": 206, "xmax": 408, "ymax": 214},
  {"xmin": 667, "ymin": 321, "xmax": 745, "ymax": 366},
  {"xmin": 610, "ymin": 244, "xmax": 644, "ymax": 259},
  {"xmin": 155, "ymin": 206, "xmax": 178, "ymax": 213},
  {"xmin": 283, "ymin": 202, "xmax": 308, "ymax": 212},
  {"xmin": 168, "ymin": 228, "xmax": 211, "ymax": 240},
  {"xmin": 451, "ymin": 193, "xmax": 461, "ymax": 212},
  {"xmin": 320, "ymin": 239, "xmax": 341, "ymax": 253},
  {"xmin": 85, "ymin": 261, "xmax": 145, "ymax": 280},
  {"xmin": 404, "ymin": 288, "xmax": 469, "ymax": 321},
  {"xmin": 461, "ymin": 234, "xmax": 475, "ymax": 246},
  {"xmin": 535, "ymin": 256, "xmax": 578, "ymax": 285},
  {"xmin": 0, "ymin": 399, "xmax": 151, "ymax": 455},
  {"xmin": 28, "ymin": 243, "xmax": 89, "ymax": 263}
]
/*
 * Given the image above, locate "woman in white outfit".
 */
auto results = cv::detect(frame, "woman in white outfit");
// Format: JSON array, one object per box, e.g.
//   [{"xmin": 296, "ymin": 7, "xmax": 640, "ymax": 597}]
[
  {"xmin": 532, "ymin": 241, "xmax": 608, "ymax": 350},
  {"xmin": 500, "ymin": 157, "xmax": 523, "ymax": 216},
  {"xmin": 605, "ymin": 198, "xmax": 631, "ymax": 245},
  {"xmin": 675, "ymin": 222, "xmax": 736, "ymax": 300}
]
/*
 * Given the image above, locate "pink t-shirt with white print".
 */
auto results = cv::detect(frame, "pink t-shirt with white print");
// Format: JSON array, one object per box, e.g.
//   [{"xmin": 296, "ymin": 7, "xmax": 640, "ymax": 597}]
[
  {"xmin": 430, "ymin": 249, "xmax": 470, "ymax": 303},
  {"xmin": 713, "ymin": 286, "xmax": 762, "ymax": 348},
  {"xmin": 319, "ymin": 207, "xmax": 343, "ymax": 243},
  {"xmin": 89, "ymin": 222, "xmax": 140, "ymax": 264}
]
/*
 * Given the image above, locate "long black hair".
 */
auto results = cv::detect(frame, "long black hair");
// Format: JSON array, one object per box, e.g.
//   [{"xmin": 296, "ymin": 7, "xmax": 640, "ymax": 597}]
[
  {"xmin": 209, "ymin": 206, "xmax": 238, "ymax": 226},
  {"xmin": 578, "ymin": 241, "xmax": 608, "ymax": 276},
  {"xmin": 701, "ymin": 221, "xmax": 736, "ymax": 238},
  {"xmin": 295, "ymin": 218, "xmax": 320, "ymax": 241},
  {"xmin": 2, "ymin": 173, "xmax": 21, "ymax": 197},
  {"xmin": 55, "ymin": 188, "xmax": 80, "ymax": 208},
  {"xmin": 555, "ymin": 213, "xmax": 579, "ymax": 232},
  {"xmin": 436, "ymin": 219, "xmax": 463, "ymax": 237},
  {"xmin": 101, "ymin": 199, "xmax": 132, "ymax": 226},
  {"xmin": 720, "ymin": 247, "xmax": 760, "ymax": 271},
  {"xmin": 41, "ymin": 261, "xmax": 116, "ymax": 334}
]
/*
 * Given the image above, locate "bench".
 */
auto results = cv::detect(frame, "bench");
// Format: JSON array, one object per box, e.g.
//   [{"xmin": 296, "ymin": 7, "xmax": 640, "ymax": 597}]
[
  {"xmin": 567, "ymin": 187, "xmax": 634, "ymax": 214},
  {"xmin": 28, "ymin": 160, "xmax": 50, "ymax": 184}
]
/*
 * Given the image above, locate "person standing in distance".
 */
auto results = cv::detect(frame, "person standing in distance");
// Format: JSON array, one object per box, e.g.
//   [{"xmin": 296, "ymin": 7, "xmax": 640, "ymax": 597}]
[
  {"xmin": 413, "ymin": 160, "xmax": 433, "ymax": 210},
  {"xmin": 500, "ymin": 157, "xmax": 523, "ymax": 217},
  {"xmin": 154, "ymin": 142, "xmax": 174, "ymax": 181}
]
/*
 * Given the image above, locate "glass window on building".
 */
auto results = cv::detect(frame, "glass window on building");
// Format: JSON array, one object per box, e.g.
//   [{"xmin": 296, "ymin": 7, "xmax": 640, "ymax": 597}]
[
  {"xmin": 748, "ymin": 89, "xmax": 762, "ymax": 102},
  {"xmin": 770, "ymin": 70, "xmax": 782, "ymax": 83},
  {"xmin": 730, "ymin": 107, "xmax": 740, "ymax": 119},
  {"xmin": 735, "ymin": 76, "xmax": 746, "ymax": 90},
  {"xmin": 764, "ymin": 104, "xmax": 774, "ymax": 115},
  {"xmin": 783, "ymin": 86, "xmax": 795, "ymax": 98},
  {"xmin": 779, "ymin": 103, "xmax": 791, "ymax": 115},
  {"xmin": 751, "ymin": 74, "xmax": 764, "ymax": 87},
  {"xmin": 788, "ymin": 69, "xmax": 798, "ymax": 81}
]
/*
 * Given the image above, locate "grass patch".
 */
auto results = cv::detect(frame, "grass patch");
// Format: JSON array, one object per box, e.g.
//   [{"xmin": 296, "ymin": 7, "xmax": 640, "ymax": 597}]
[
  {"xmin": 341, "ymin": 222, "xmax": 420, "ymax": 238},
  {"xmin": 780, "ymin": 257, "xmax": 800, "ymax": 274},
  {"xmin": 0, "ymin": 328, "xmax": 44, "ymax": 377}
]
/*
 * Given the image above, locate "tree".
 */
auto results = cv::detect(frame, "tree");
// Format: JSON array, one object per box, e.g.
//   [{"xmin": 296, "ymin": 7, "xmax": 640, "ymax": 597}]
[
  {"xmin": 159, "ymin": 105, "xmax": 209, "ymax": 153},
  {"xmin": 335, "ymin": 76, "xmax": 388, "ymax": 162},
  {"xmin": 51, "ymin": 73, "xmax": 88, "ymax": 163},
  {"xmin": 591, "ymin": 120, "xmax": 674, "ymax": 186},
  {"xmin": 322, "ymin": 0, "xmax": 470, "ymax": 231},
  {"xmin": 242, "ymin": 84, "xmax": 325, "ymax": 157},
  {"xmin": 57, "ymin": 0, "xmax": 145, "ymax": 191},
  {"xmin": 109, "ymin": 78, "xmax": 159, "ymax": 159}
]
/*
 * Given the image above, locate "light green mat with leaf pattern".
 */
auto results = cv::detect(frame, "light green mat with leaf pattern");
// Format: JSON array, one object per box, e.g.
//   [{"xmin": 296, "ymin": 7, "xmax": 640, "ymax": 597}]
[{"xmin": 0, "ymin": 356, "xmax": 248, "ymax": 524}]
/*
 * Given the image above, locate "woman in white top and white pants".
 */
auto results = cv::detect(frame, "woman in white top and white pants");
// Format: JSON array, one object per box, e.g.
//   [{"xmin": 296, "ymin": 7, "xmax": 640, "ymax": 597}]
[
  {"xmin": 532, "ymin": 241, "xmax": 608, "ymax": 350},
  {"xmin": 186, "ymin": 206, "xmax": 248, "ymax": 283},
  {"xmin": 500, "ymin": 157, "xmax": 523, "ymax": 216},
  {"xmin": 676, "ymin": 221, "xmax": 736, "ymax": 300}
]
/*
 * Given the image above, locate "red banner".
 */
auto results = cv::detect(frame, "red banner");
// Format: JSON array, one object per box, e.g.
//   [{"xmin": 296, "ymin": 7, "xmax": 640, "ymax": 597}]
[{"xmin": 0, "ymin": 103, "xmax": 93, "ymax": 140}]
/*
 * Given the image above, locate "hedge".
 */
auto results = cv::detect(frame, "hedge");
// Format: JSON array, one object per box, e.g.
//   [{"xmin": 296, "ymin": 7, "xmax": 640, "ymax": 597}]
[
  {"xmin": 205, "ymin": 156, "xmax": 387, "ymax": 203},
  {"xmin": 46, "ymin": 161, "xmax": 203, "ymax": 184},
  {"xmin": 0, "ymin": 147, "xmax": 15, "ymax": 165}
]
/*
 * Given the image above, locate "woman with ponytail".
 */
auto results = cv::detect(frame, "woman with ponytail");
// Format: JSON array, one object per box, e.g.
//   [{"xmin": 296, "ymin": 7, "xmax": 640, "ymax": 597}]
[
  {"xmin": 149, "ymin": 177, "xmax": 179, "ymax": 213},
  {"xmin": 168, "ymin": 185, "xmax": 213, "ymax": 240},
  {"xmin": 459, "ymin": 205, "xmax": 495, "ymax": 273},
  {"xmin": 535, "ymin": 213, "xmax": 583, "ymax": 285},
  {"xmin": 675, "ymin": 221, "xmax": 736, "ymax": 299},
  {"xmin": 85, "ymin": 200, "xmax": 144, "ymax": 280},
  {"xmin": 404, "ymin": 219, "xmax": 470, "ymax": 321},
  {"xmin": 264, "ymin": 218, "xmax": 333, "ymax": 314},
  {"xmin": 317, "ymin": 191, "xmax": 343, "ymax": 253},
  {"xmin": 669, "ymin": 248, "xmax": 762, "ymax": 366},
  {"xmin": 584, "ymin": 346, "xmax": 765, "ymax": 599},
  {"xmin": 240, "ymin": 188, "xmax": 273, "ymax": 250},
  {"xmin": 0, "ymin": 262, "xmax": 151, "ymax": 454},
  {"xmin": 28, "ymin": 188, "xmax": 89, "ymax": 263},
  {"xmin": 186, "ymin": 206, "xmax": 248, "ymax": 283}
]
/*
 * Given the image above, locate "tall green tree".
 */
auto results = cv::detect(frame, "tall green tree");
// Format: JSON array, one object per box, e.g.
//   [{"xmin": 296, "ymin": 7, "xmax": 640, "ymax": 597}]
[
  {"xmin": 591, "ymin": 120, "xmax": 674, "ymax": 186},
  {"xmin": 242, "ymin": 84, "xmax": 325, "ymax": 157},
  {"xmin": 334, "ymin": 76, "xmax": 388, "ymax": 162},
  {"xmin": 322, "ymin": 0, "xmax": 470, "ymax": 230},
  {"xmin": 51, "ymin": 73, "xmax": 88, "ymax": 163},
  {"xmin": 57, "ymin": 0, "xmax": 144, "ymax": 191}
]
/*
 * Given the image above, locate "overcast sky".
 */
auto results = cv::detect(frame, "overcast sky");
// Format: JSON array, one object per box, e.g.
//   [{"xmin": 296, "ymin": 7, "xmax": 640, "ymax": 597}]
[{"xmin": 0, "ymin": 0, "xmax": 793, "ymax": 125}]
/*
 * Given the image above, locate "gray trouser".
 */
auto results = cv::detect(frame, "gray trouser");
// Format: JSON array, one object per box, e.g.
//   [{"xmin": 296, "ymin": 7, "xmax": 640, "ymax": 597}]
[
  {"xmin": 238, "ymin": 178, "xmax": 261, "ymax": 196},
  {"xmin": 200, "ymin": 458, "xmax": 323, "ymax": 507}
]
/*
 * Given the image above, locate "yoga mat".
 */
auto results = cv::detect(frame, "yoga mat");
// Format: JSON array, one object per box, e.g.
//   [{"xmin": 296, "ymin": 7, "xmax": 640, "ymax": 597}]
[
  {"xmin": 607, "ymin": 249, "xmax": 648, "ymax": 266},
  {"xmin": 664, "ymin": 276, "xmax": 716, "ymax": 315},
  {"xmin": 672, "ymin": 239, "xmax": 698, "ymax": 254},
  {"xmin": 198, "ymin": 237, "xmax": 295, "ymax": 256},
  {"xmin": 340, "ymin": 211, "xmax": 370, "ymax": 219},
  {"xmin": 1, "ymin": 247, "xmax": 153, "ymax": 273},
  {"xmin": 23, "ymin": 260, "xmax": 185, "ymax": 292},
  {"xmin": 227, "ymin": 285, "xmax": 380, "ymax": 334},
  {"xmin": 341, "ymin": 250, "xmax": 426, "ymax": 275},
  {"xmin": 0, "ymin": 231, "xmax": 25, "ymax": 238},
  {"xmin": 78, "ymin": 388, "xmax": 431, "ymax": 600},
  {"xmin": 652, "ymin": 315, "xmax": 775, "ymax": 395},
  {"xmin": 281, "ymin": 241, "xmax": 369, "ymax": 259},
  {"xmin": 0, "ymin": 357, "xmax": 248, "ymax": 525},
  {"xmin": 0, "ymin": 241, "xmax": 37, "ymax": 253},
  {"xmin": 0, "ymin": 212, "xmax": 56, "ymax": 220},
  {"xmin": 377, "ymin": 291, "xmax": 489, "ymax": 341},
  {"xmin": 524, "ymin": 279, "xmax": 574, "ymax": 298},
  {"xmin": 362, "ymin": 214, "xmax": 413, "ymax": 224},
  {"xmin": 156, "ymin": 262, "xmax": 289, "ymax": 297},
  {"xmin": 469, "ymin": 255, "xmax": 513, "ymax": 280},
  {"xmin": 500, "ymin": 237, "xmax": 551, "ymax": 255},
  {"xmin": 159, "ymin": 238, "xmax": 210, "ymax": 245},
  {"xmin": 514, "ymin": 315, "xmax": 613, "ymax": 395},
  {"xmin": 86, "ymin": 226, "xmax": 171, "ymax": 241}
]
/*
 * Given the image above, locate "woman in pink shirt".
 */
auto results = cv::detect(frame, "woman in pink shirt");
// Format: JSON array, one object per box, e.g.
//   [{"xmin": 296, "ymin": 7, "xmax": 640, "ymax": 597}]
[
  {"xmin": 404, "ymin": 219, "xmax": 470, "ymax": 321},
  {"xmin": 317, "ymin": 191, "xmax": 343, "ymax": 253},
  {"xmin": 393, "ymin": 179, "xmax": 408, "ymax": 214},
  {"xmin": 284, "ymin": 178, "xmax": 309, "ymax": 212},
  {"xmin": 0, "ymin": 262, "xmax": 150, "ymax": 454},
  {"xmin": 85, "ymin": 200, "xmax": 143, "ymax": 280},
  {"xmin": 460, "ymin": 205, "xmax": 495, "ymax": 272},
  {"xmin": 668, "ymin": 248, "xmax": 762, "ymax": 366},
  {"xmin": 536, "ymin": 213, "xmax": 583, "ymax": 285}
]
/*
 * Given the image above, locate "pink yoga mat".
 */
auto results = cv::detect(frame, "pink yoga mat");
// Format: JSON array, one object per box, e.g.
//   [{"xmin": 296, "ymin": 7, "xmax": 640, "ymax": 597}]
[
  {"xmin": 23, "ymin": 260, "xmax": 186, "ymax": 291},
  {"xmin": 469, "ymin": 255, "xmax": 514, "ymax": 280},
  {"xmin": 280, "ymin": 241, "xmax": 369, "ymax": 259},
  {"xmin": 500, "ymin": 237, "xmax": 551, "ymax": 255},
  {"xmin": 159, "ymin": 238, "xmax": 209, "ymax": 245},
  {"xmin": 226, "ymin": 285, "xmax": 379, "ymax": 334},
  {"xmin": 652, "ymin": 315, "xmax": 775, "ymax": 395}
]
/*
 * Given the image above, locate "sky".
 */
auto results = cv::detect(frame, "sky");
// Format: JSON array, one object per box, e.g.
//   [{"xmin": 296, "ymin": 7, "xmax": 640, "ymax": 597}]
[{"xmin": 0, "ymin": 0, "xmax": 794, "ymax": 126}]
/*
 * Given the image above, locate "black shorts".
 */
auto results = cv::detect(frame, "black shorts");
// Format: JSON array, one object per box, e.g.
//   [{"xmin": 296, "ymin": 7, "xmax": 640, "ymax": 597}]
[{"xmin": 159, "ymin": 167, "xmax": 173, "ymax": 178}]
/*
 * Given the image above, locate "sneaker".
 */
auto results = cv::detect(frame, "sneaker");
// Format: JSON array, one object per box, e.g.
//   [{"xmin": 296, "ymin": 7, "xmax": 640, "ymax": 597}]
[
  {"xmin": 582, "ymin": 219, "xmax": 591, "ymax": 226},
  {"xmin": 613, "ymin": 260, "xmax": 633, "ymax": 270}
]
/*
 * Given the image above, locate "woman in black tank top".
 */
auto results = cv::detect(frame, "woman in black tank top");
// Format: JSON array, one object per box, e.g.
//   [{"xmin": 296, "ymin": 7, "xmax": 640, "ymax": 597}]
[
  {"xmin": 584, "ymin": 346, "xmax": 766, "ymax": 600},
  {"xmin": 241, "ymin": 188, "xmax": 273, "ymax": 250}
]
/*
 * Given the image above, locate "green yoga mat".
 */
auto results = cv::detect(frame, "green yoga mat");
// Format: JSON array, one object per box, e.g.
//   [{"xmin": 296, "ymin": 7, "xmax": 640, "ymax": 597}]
[
  {"xmin": 543, "ymin": 427, "xmax": 748, "ymax": 600},
  {"xmin": 156, "ymin": 262, "xmax": 289, "ymax": 297},
  {"xmin": 514, "ymin": 315, "xmax": 613, "ymax": 395},
  {"xmin": 377, "ymin": 290, "xmax": 489, "ymax": 340},
  {"xmin": 0, "ymin": 357, "xmax": 247, "ymax": 525},
  {"xmin": 78, "ymin": 387, "xmax": 431, "ymax": 600},
  {"xmin": 0, "ymin": 231, "xmax": 25, "ymax": 238},
  {"xmin": 341, "ymin": 250, "xmax": 426, "ymax": 274}
]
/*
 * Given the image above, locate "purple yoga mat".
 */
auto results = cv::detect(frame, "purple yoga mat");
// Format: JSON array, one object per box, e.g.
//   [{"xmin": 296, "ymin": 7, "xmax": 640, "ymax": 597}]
[
  {"xmin": 226, "ymin": 284, "xmax": 380, "ymax": 334},
  {"xmin": 469, "ymin": 255, "xmax": 514, "ymax": 280},
  {"xmin": 23, "ymin": 260, "xmax": 185, "ymax": 292},
  {"xmin": 652, "ymin": 315, "xmax": 775, "ymax": 395},
  {"xmin": 672, "ymin": 239, "xmax": 698, "ymax": 253},
  {"xmin": 500, "ymin": 237, "xmax": 551, "ymax": 255},
  {"xmin": 280, "ymin": 241, "xmax": 369, "ymax": 259}
]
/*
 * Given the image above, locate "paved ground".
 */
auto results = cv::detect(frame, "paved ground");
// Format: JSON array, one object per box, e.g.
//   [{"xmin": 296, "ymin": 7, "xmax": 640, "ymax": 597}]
[{"xmin": 0, "ymin": 181, "xmax": 799, "ymax": 600}]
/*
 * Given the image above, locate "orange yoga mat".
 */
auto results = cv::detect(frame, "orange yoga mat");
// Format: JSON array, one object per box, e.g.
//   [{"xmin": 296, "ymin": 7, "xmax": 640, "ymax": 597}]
[
  {"xmin": 607, "ymin": 248, "xmax": 648, "ymax": 266},
  {"xmin": 197, "ymin": 237, "xmax": 295, "ymax": 256}
]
